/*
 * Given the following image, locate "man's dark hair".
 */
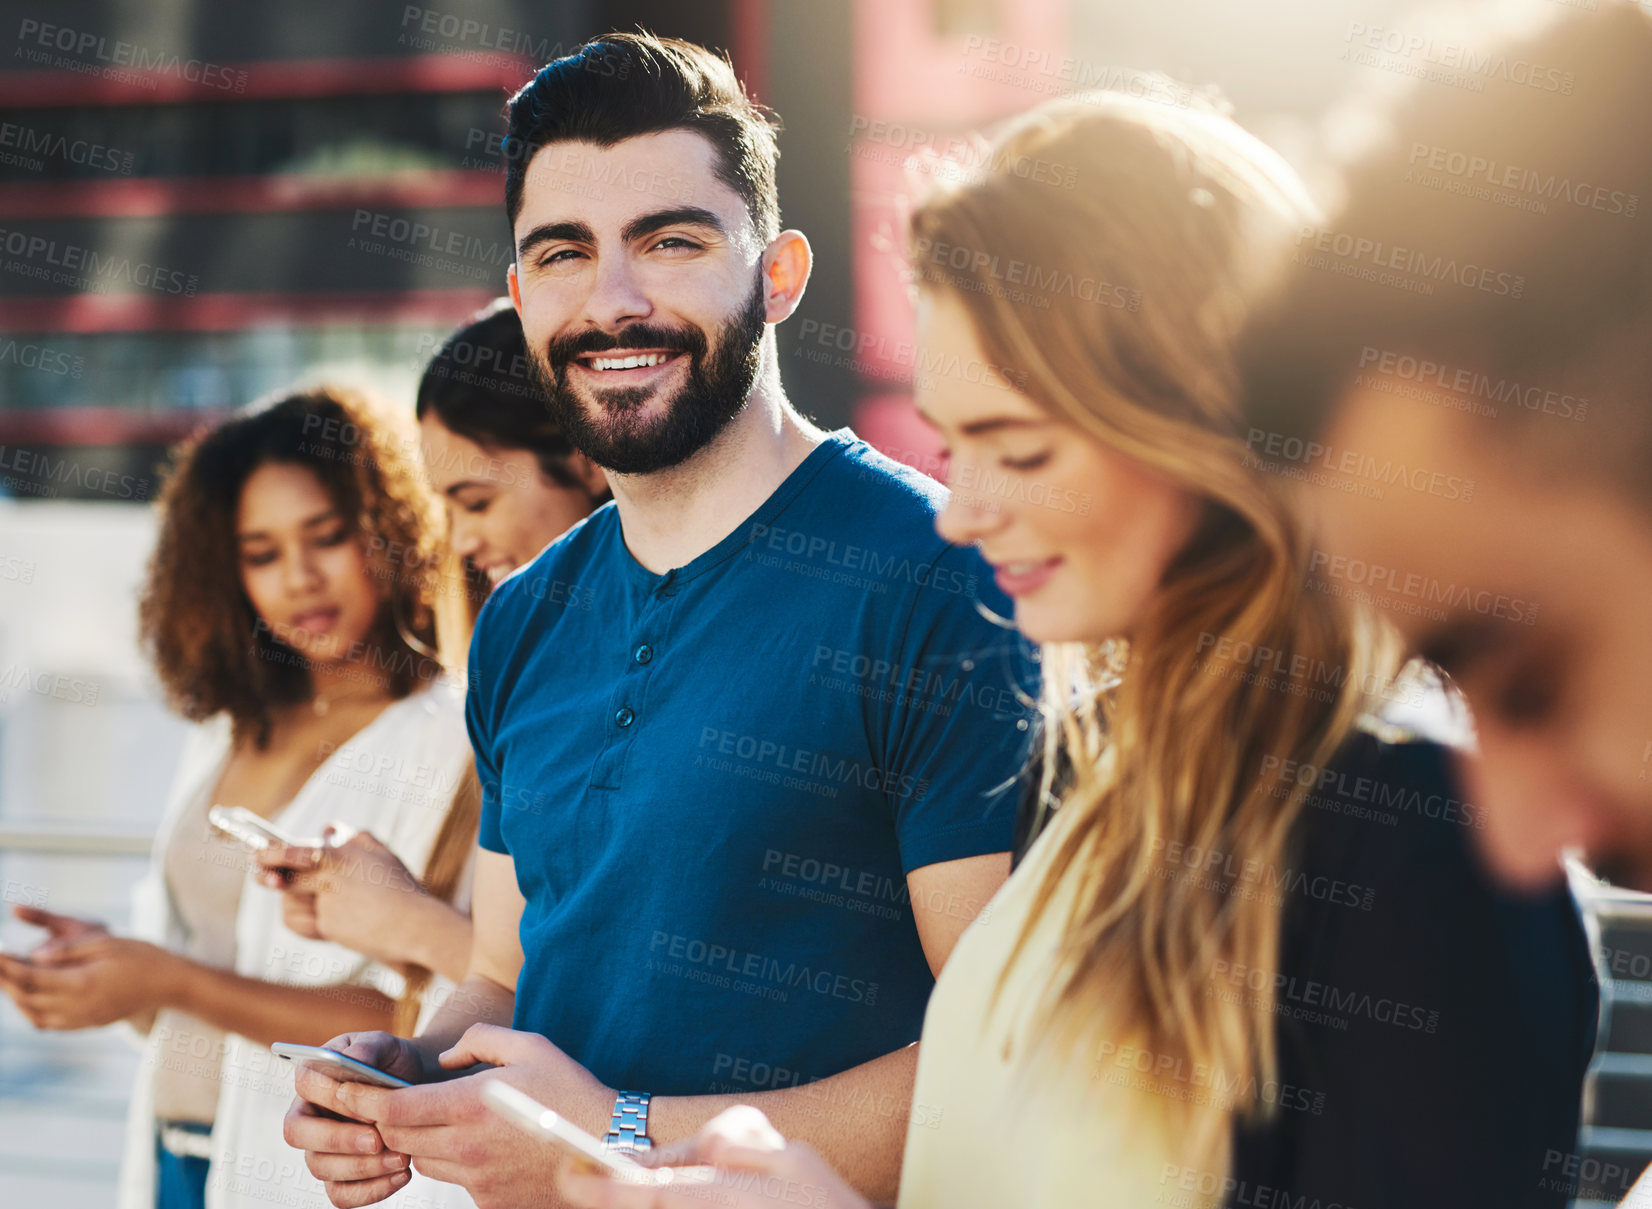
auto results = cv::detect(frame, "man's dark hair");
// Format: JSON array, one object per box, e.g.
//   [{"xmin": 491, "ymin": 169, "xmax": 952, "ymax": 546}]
[
  {"xmin": 1237, "ymin": 1, "xmax": 1652, "ymax": 507},
  {"xmin": 417, "ymin": 299, "xmax": 598, "ymax": 492},
  {"xmin": 504, "ymin": 31, "xmax": 782, "ymax": 241}
]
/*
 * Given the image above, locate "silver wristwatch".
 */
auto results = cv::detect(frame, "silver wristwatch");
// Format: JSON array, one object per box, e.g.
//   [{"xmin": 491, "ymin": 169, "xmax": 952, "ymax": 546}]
[{"xmin": 603, "ymin": 1090, "xmax": 652, "ymax": 1153}]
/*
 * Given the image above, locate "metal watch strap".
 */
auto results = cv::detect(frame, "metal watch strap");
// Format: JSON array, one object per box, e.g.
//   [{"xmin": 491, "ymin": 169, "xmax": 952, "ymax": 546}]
[{"xmin": 604, "ymin": 1090, "xmax": 652, "ymax": 1153}]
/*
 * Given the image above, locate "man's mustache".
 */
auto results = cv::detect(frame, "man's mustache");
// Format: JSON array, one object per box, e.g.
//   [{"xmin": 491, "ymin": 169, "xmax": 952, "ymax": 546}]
[{"xmin": 544, "ymin": 324, "xmax": 706, "ymax": 365}]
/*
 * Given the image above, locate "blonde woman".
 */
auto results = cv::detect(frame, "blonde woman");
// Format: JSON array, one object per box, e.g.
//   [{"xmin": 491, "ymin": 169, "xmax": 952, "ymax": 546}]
[{"xmin": 555, "ymin": 92, "xmax": 1596, "ymax": 1209}]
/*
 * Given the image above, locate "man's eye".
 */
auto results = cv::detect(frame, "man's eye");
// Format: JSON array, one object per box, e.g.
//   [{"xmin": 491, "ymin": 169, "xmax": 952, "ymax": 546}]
[
  {"xmin": 537, "ymin": 249, "xmax": 583, "ymax": 268},
  {"xmin": 652, "ymin": 237, "xmax": 701, "ymax": 252}
]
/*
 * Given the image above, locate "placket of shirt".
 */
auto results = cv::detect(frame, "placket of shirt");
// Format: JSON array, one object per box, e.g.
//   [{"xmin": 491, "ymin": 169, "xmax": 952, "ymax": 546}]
[{"xmin": 588, "ymin": 570, "xmax": 678, "ymax": 790}]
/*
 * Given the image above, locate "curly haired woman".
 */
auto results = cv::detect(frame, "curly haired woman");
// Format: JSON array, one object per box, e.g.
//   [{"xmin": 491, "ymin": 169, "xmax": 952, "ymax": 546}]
[{"xmin": 0, "ymin": 385, "xmax": 473, "ymax": 1209}]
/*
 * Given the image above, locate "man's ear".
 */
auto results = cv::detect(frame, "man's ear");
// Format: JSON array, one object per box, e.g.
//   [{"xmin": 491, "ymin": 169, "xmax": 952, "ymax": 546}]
[
  {"xmin": 507, "ymin": 262, "xmax": 523, "ymax": 314},
  {"xmin": 760, "ymin": 230, "xmax": 812, "ymax": 323}
]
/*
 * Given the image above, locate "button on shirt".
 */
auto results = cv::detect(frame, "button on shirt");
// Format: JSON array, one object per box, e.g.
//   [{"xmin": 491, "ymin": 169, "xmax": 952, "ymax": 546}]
[{"xmin": 468, "ymin": 431, "xmax": 1036, "ymax": 1095}]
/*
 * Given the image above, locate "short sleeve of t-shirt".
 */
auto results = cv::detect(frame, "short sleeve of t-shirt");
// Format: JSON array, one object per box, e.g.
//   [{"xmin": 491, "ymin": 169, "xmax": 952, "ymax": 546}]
[{"xmin": 880, "ymin": 539, "xmax": 1033, "ymax": 873}]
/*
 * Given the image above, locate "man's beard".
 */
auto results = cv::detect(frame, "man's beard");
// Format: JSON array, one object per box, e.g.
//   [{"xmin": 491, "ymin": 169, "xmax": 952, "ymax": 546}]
[{"xmin": 529, "ymin": 273, "xmax": 768, "ymax": 475}]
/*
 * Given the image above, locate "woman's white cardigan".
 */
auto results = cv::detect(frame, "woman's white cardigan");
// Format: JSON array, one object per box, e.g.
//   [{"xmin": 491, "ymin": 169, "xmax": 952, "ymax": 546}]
[{"xmin": 117, "ymin": 679, "xmax": 474, "ymax": 1209}]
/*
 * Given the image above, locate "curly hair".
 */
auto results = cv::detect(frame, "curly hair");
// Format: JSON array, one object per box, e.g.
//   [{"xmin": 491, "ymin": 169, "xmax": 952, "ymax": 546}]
[{"xmin": 139, "ymin": 384, "xmax": 446, "ymax": 747}]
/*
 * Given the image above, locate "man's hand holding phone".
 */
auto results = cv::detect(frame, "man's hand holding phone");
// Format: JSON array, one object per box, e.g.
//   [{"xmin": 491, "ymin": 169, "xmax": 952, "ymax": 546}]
[
  {"xmin": 287, "ymin": 1022, "xmax": 616, "ymax": 1209},
  {"xmin": 282, "ymin": 1030, "xmax": 432, "ymax": 1204}
]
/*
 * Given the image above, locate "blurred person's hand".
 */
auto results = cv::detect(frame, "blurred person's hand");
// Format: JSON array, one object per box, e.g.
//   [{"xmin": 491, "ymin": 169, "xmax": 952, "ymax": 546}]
[
  {"xmin": 10, "ymin": 904, "xmax": 110, "ymax": 963},
  {"xmin": 284, "ymin": 1030, "xmax": 430, "ymax": 1206},
  {"xmin": 0, "ymin": 934, "xmax": 176, "ymax": 1029},
  {"xmin": 559, "ymin": 1106, "xmax": 872, "ymax": 1209},
  {"xmin": 260, "ymin": 829, "xmax": 431, "ymax": 968}
]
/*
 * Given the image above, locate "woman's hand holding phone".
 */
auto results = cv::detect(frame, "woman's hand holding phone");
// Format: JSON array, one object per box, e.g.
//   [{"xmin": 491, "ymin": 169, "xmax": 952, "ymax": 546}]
[
  {"xmin": 260, "ymin": 828, "xmax": 433, "ymax": 968},
  {"xmin": 556, "ymin": 1106, "xmax": 874, "ymax": 1209}
]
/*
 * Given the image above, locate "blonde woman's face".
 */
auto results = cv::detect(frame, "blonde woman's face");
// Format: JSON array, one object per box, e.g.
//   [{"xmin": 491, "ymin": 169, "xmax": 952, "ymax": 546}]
[
  {"xmin": 916, "ymin": 291, "xmax": 1200, "ymax": 645},
  {"xmin": 236, "ymin": 462, "xmax": 383, "ymax": 668}
]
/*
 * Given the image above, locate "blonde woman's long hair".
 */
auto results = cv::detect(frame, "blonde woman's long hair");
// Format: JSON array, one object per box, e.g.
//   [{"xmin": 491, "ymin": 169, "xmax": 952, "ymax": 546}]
[{"xmin": 908, "ymin": 91, "xmax": 1401, "ymax": 1172}]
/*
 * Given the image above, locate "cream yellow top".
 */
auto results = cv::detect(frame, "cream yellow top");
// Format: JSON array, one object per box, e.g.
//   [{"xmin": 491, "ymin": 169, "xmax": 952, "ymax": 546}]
[{"xmin": 897, "ymin": 804, "xmax": 1221, "ymax": 1209}]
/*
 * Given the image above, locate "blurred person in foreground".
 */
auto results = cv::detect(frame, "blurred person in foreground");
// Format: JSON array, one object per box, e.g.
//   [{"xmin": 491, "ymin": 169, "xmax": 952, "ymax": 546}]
[
  {"xmin": 1236, "ymin": 0, "xmax": 1652, "ymax": 897},
  {"xmin": 0, "ymin": 386, "xmax": 473, "ymax": 1209},
  {"xmin": 285, "ymin": 31, "xmax": 1032, "ymax": 1209},
  {"xmin": 553, "ymin": 85, "xmax": 1596, "ymax": 1209},
  {"xmin": 260, "ymin": 303, "xmax": 610, "ymax": 1209}
]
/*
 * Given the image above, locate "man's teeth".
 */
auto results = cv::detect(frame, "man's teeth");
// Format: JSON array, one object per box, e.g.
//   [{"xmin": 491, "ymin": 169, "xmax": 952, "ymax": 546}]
[
  {"xmin": 588, "ymin": 353, "xmax": 672, "ymax": 371},
  {"xmin": 1005, "ymin": 561, "xmax": 1046, "ymax": 574}
]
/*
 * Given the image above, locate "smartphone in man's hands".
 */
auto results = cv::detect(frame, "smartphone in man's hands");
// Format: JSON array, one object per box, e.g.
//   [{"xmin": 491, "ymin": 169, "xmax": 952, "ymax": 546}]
[{"xmin": 271, "ymin": 1043, "xmax": 414, "ymax": 1089}]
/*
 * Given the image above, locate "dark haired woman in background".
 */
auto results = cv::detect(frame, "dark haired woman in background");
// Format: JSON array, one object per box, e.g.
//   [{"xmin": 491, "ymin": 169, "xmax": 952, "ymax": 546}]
[
  {"xmin": 416, "ymin": 298, "xmax": 608, "ymax": 589},
  {"xmin": 0, "ymin": 385, "xmax": 473, "ymax": 1209}
]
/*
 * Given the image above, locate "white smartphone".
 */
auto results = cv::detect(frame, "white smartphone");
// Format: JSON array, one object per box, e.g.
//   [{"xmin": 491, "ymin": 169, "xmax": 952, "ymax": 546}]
[
  {"xmin": 480, "ymin": 1082, "xmax": 717, "ymax": 1186},
  {"xmin": 270, "ymin": 1043, "xmax": 414, "ymax": 1089},
  {"xmin": 208, "ymin": 805, "xmax": 320, "ymax": 852}
]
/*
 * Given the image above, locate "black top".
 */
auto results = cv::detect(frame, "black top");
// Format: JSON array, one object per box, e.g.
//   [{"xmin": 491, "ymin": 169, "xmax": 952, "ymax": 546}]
[{"xmin": 1013, "ymin": 731, "xmax": 1598, "ymax": 1209}]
